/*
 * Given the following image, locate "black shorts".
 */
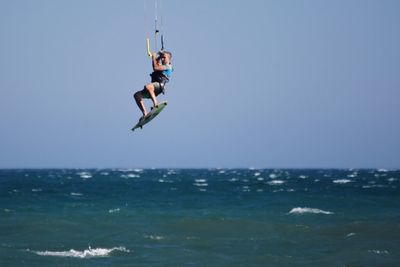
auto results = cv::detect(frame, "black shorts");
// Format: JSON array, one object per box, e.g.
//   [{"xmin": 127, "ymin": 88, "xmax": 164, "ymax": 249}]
[{"xmin": 140, "ymin": 82, "xmax": 164, "ymax": 98}]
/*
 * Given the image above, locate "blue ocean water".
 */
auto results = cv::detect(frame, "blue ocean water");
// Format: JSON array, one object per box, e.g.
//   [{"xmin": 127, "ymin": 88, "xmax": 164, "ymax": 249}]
[{"xmin": 0, "ymin": 169, "xmax": 399, "ymax": 266}]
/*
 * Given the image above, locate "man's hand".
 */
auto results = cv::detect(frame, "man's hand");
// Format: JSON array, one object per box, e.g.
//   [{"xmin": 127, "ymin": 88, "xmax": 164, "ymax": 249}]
[{"xmin": 152, "ymin": 52, "xmax": 160, "ymax": 71}]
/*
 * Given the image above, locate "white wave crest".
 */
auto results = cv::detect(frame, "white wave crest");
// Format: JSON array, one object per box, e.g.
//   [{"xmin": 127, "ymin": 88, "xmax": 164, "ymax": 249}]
[
  {"xmin": 333, "ymin": 179, "xmax": 352, "ymax": 184},
  {"xmin": 121, "ymin": 173, "xmax": 140, "ymax": 179},
  {"xmin": 30, "ymin": 246, "xmax": 129, "ymax": 258},
  {"xmin": 77, "ymin": 172, "xmax": 92, "ymax": 179},
  {"xmin": 145, "ymin": 234, "xmax": 165, "ymax": 240},
  {"xmin": 369, "ymin": 249, "xmax": 389, "ymax": 255},
  {"xmin": 193, "ymin": 182, "xmax": 208, "ymax": 187},
  {"xmin": 289, "ymin": 207, "xmax": 334, "ymax": 215},
  {"xmin": 108, "ymin": 208, "xmax": 120, "ymax": 213},
  {"xmin": 268, "ymin": 180, "xmax": 285, "ymax": 185}
]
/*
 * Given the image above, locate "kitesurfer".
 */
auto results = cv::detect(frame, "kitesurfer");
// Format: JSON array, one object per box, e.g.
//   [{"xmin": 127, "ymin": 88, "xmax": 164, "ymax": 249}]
[{"xmin": 133, "ymin": 51, "xmax": 173, "ymax": 119}]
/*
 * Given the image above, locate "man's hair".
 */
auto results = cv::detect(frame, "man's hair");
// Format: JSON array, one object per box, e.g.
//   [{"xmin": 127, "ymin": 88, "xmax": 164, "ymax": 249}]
[{"xmin": 162, "ymin": 51, "xmax": 172, "ymax": 59}]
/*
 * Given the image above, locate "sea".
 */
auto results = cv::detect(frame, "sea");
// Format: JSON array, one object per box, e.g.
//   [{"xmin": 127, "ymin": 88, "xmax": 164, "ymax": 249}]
[{"xmin": 0, "ymin": 169, "xmax": 399, "ymax": 267}]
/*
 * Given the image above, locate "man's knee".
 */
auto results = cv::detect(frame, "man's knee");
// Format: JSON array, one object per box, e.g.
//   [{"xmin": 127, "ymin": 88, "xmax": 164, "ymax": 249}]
[
  {"xmin": 134, "ymin": 91, "xmax": 142, "ymax": 101},
  {"xmin": 145, "ymin": 84, "xmax": 154, "ymax": 92}
]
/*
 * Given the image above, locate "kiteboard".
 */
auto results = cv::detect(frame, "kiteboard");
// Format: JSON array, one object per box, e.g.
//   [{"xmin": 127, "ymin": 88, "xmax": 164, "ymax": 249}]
[{"xmin": 131, "ymin": 101, "xmax": 167, "ymax": 131}]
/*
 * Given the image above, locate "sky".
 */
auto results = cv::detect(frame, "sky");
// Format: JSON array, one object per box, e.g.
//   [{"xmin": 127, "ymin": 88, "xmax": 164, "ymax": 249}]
[{"xmin": 0, "ymin": 0, "xmax": 399, "ymax": 169}]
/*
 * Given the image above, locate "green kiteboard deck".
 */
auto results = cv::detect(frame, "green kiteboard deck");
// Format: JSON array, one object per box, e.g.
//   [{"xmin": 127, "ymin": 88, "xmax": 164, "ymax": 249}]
[{"xmin": 131, "ymin": 101, "xmax": 167, "ymax": 131}]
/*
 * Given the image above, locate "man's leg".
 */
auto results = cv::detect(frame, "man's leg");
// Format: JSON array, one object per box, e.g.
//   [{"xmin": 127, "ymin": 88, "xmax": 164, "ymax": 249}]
[
  {"xmin": 145, "ymin": 83, "xmax": 158, "ymax": 107},
  {"xmin": 134, "ymin": 91, "xmax": 147, "ymax": 117}
]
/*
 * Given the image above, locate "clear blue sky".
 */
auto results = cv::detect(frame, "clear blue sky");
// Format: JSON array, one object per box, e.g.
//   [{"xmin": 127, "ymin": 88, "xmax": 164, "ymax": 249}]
[{"xmin": 1, "ymin": 0, "xmax": 399, "ymax": 169}]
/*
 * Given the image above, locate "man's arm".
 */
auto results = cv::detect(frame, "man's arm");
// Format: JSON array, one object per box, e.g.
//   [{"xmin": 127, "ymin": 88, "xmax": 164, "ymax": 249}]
[{"xmin": 152, "ymin": 53, "xmax": 166, "ymax": 71}]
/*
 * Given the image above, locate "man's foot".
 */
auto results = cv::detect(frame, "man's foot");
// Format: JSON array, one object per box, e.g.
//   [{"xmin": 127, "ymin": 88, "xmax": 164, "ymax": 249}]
[{"xmin": 139, "ymin": 114, "xmax": 146, "ymax": 122}]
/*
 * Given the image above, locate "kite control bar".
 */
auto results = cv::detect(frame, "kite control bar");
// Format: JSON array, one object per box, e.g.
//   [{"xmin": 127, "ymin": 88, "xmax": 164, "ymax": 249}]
[
  {"xmin": 146, "ymin": 38, "xmax": 152, "ymax": 57},
  {"xmin": 146, "ymin": 36, "xmax": 165, "ymax": 58}
]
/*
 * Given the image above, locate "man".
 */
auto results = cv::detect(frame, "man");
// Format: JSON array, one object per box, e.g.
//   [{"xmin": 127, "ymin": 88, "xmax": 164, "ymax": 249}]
[{"xmin": 134, "ymin": 51, "xmax": 173, "ymax": 119}]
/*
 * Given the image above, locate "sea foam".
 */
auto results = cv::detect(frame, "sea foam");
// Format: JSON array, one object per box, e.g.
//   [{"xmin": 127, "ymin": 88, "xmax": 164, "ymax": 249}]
[
  {"xmin": 77, "ymin": 172, "xmax": 92, "ymax": 179},
  {"xmin": 193, "ymin": 179, "xmax": 208, "ymax": 187},
  {"xmin": 268, "ymin": 180, "xmax": 285, "ymax": 185},
  {"xmin": 108, "ymin": 208, "xmax": 120, "ymax": 213},
  {"xmin": 333, "ymin": 179, "xmax": 352, "ymax": 184},
  {"xmin": 289, "ymin": 207, "xmax": 334, "ymax": 215},
  {"xmin": 121, "ymin": 173, "xmax": 140, "ymax": 179},
  {"xmin": 30, "ymin": 246, "xmax": 129, "ymax": 258}
]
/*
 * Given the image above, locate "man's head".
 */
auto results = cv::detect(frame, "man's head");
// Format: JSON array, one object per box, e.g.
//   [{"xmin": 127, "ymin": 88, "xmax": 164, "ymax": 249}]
[{"xmin": 159, "ymin": 51, "xmax": 172, "ymax": 64}]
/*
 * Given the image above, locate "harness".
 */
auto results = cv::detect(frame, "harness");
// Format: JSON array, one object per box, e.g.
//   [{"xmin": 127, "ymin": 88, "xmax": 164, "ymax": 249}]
[{"xmin": 150, "ymin": 71, "xmax": 168, "ymax": 94}]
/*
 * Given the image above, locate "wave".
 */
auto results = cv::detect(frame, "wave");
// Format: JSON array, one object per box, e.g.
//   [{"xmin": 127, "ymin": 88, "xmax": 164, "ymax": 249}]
[
  {"xmin": 144, "ymin": 234, "xmax": 165, "ymax": 240},
  {"xmin": 121, "ymin": 173, "xmax": 140, "ymax": 179},
  {"xmin": 369, "ymin": 249, "xmax": 389, "ymax": 255},
  {"xmin": 333, "ymin": 179, "xmax": 352, "ymax": 184},
  {"xmin": 29, "ymin": 246, "xmax": 129, "ymax": 258},
  {"xmin": 268, "ymin": 180, "xmax": 285, "ymax": 185},
  {"xmin": 289, "ymin": 207, "xmax": 334, "ymax": 215},
  {"xmin": 77, "ymin": 172, "xmax": 92, "ymax": 179},
  {"xmin": 362, "ymin": 185, "xmax": 387, "ymax": 189},
  {"xmin": 242, "ymin": 186, "xmax": 250, "ymax": 192},
  {"xmin": 193, "ymin": 181, "xmax": 208, "ymax": 187},
  {"xmin": 108, "ymin": 208, "xmax": 120, "ymax": 213}
]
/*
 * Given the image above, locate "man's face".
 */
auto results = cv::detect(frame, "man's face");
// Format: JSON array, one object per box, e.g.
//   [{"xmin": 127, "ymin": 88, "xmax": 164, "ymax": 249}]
[{"xmin": 161, "ymin": 53, "xmax": 170, "ymax": 64}]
